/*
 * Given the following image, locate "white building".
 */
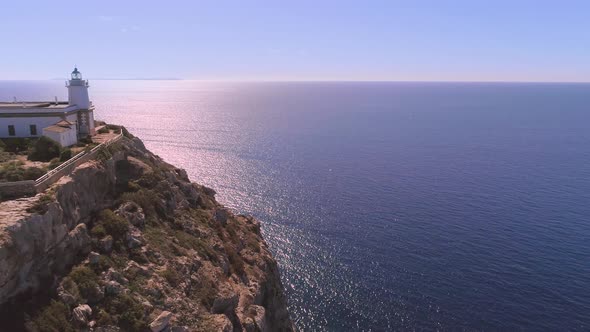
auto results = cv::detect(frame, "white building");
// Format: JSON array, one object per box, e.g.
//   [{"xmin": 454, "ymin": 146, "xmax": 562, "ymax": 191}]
[
  {"xmin": 0, "ymin": 67, "xmax": 96, "ymax": 146},
  {"xmin": 42, "ymin": 120, "xmax": 78, "ymax": 147}
]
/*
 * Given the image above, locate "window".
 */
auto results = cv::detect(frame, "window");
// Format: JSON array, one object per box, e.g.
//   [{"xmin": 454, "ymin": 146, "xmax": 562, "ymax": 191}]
[
  {"xmin": 8, "ymin": 125, "xmax": 15, "ymax": 136},
  {"xmin": 30, "ymin": 124, "xmax": 37, "ymax": 136}
]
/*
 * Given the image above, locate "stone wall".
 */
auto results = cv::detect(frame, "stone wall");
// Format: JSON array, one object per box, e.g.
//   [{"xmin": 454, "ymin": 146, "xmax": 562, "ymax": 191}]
[{"xmin": 0, "ymin": 181, "xmax": 36, "ymax": 199}]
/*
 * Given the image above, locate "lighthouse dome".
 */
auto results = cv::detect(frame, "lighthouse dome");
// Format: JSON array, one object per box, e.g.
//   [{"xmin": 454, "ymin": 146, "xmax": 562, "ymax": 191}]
[{"xmin": 71, "ymin": 67, "xmax": 82, "ymax": 80}]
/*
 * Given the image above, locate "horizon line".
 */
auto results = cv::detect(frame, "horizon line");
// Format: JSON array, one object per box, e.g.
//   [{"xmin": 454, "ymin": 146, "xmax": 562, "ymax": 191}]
[{"xmin": 1, "ymin": 78, "xmax": 589, "ymax": 84}]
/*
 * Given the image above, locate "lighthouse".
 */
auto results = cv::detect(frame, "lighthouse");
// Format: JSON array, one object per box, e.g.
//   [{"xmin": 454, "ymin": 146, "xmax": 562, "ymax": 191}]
[
  {"xmin": 67, "ymin": 67, "xmax": 90, "ymax": 108},
  {"xmin": 66, "ymin": 67, "xmax": 95, "ymax": 135}
]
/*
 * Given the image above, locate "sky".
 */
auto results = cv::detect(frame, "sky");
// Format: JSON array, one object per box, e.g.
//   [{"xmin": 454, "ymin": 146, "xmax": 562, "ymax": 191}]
[{"xmin": 0, "ymin": 0, "xmax": 589, "ymax": 81}]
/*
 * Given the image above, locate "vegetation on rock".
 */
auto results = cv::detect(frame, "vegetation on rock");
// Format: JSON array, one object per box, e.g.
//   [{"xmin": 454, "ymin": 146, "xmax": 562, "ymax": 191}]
[
  {"xmin": 28, "ymin": 136, "xmax": 62, "ymax": 162},
  {"xmin": 2, "ymin": 134, "xmax": 293, "ymax": 331}
]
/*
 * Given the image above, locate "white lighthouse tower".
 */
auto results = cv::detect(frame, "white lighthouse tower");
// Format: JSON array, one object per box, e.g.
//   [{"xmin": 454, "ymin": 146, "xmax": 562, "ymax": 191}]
[
  {"xmin": 67, "ymin": 67, "xmax": 90, "ymax": 108},
  {"xmin": 66, "ymin": 67, "xmax": 95, "ymax": 136}
]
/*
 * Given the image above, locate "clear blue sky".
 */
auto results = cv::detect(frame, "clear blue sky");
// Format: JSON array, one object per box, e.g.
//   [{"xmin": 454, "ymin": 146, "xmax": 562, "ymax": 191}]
[{"xmin": 1, "ymin": 0, "xmax": 589, "ymax": 81}]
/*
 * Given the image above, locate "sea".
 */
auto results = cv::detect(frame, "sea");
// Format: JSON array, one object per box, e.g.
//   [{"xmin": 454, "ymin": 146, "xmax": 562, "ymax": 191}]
[{"xmin": 1, "ymin": 81, "xmax": 589, "ymax": 330}]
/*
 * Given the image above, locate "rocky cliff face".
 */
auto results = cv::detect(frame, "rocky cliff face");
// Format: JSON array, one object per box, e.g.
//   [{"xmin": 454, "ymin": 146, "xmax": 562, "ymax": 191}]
[{"xmin": 0, "ymin": 135, "xmax": 293, "ymax": 332}]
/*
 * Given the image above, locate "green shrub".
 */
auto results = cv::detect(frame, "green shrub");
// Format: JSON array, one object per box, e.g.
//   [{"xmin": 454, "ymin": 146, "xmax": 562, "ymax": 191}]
[
  {"xmin": 48, "ymin": 158, "xmax": 62, "ymax": 170},
  {"xmin": 0, "ymin": 161, "xmax": 25, "ymax": 181},
  {"xmin": 136, "ymin": 172, "xmax": 164, "ymax": 189},
  {"xmin": 98, "ymin": 127, "xmax": 110, "ymax": 134},
  {"xmin": 96, "ymin": 309, "xmax": 114, "ymax": 326},
  {"xmin": 1, "ymin": 138, "xmax": 31, "ymax": 154},
  {"xmin": 98, "ymin": 209, "xmax": 129, "ymax": 241},
  {"xmin": 29, "ymin": 300, "xmax": 75, "ymax": 332},
  {"xmin": 120, "ymin": 189, "xmax": 161, "ymax": 218},
  {"xmin": 59, "ymin": 148, "xmax": 72, "ymax": 161},
  {"xmin": 90, "ymin": 224, "xmax": 107, "ymax": 238},
  {"xmin": 104, "ymin": 294, "xmax": 147, "ymax": 332},
  {"xmin": 68, "ymin": 265, "xmax": 100, "ymax": 300},
  {"xmin": 23, "ymin": 167, "xmax": 45, "ymax": 180},
  {"xmin": 161, "ymin": 267, "xmax": 182, "ymax": 287},
  {"xmin": 79, "ymin": 136, "xmax": 93, "ymax": 144},
  {"xmin": 28, "ymin": 136, "xmax": 61, "ymax": 162},
  {"xmin": 126, "ymin": 181, "xmax": 141, "ymax": 192},
  {"xmin": 0, "ymin": 149, "xmax": 11, "ymax": 163}
]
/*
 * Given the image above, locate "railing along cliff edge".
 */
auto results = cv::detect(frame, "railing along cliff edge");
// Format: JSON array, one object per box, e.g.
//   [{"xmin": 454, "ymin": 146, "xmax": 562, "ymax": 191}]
[{"xmin": 34, "ymin": 132, "xmax": 124, "ymax": 192}]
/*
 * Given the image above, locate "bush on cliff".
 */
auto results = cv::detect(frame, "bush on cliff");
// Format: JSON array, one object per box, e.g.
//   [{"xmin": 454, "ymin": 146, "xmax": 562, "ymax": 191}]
[
  {"xmin": 161, "ymin": 266, "xmax": 182, "ymax": 287},
  {"xmin": 0, "ymin": 161, "xmax": 26, "ymax": 181},
  {"xmin": 1, "ymin": 138, "xmax": 31, "ymax": 154},
  {"xmin": 28, "ymin": 300, "xmax": 75, "ymax": 332},
  {"xmin": 98, "ymin": 209, "xmax": 129, "ymax": 242},
  {"xmin": 28, "ymin": 136, "xmax": 62, "ymax": 162},
  {"xmin": 23, "ymin": 167, "xmax": 46, "ymax": 180},
  {"xmin": 48, "ymin": 158, "xmax": 62, "ymax": 170},
  {"xmin": 0, "ymin": 142, "xmax": 11, "ymax": 162},
  {"xmin": 59, "ymin": 148, "xmax": 72, "ymax": 161},
  {"xmin": 104, "ymin": 294, "xmax": 147, "ymax": 332},
  {"xmin": 120, "ymin": 189, "xmax": 162, "ymax": 219},
  {"xmin": 68, "ymin": 265, "xmax": 101, "ymax": 301}
]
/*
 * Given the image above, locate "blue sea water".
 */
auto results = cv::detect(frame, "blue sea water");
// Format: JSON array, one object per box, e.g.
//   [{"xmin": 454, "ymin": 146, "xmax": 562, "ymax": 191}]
[{"xmin": 2, "ymin": 81, "xmax": 590, "ymax": 330}]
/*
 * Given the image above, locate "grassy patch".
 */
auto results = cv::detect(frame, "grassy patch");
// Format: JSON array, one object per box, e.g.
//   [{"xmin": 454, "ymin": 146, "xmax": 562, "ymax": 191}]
[{"xmin": 173, "ymin": 229, "xmax": 218, "ymax": 262}]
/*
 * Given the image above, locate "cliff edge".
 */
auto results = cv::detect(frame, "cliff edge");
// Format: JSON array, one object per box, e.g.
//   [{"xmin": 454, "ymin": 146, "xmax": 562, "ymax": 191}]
[{"xmin": 0, "ymin": 133, "xmax": 293, "ymax": 331}]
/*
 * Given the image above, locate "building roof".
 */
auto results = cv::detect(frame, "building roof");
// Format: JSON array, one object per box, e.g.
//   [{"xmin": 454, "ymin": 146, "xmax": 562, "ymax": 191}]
[
  {"xmin": 43, "ymin": 120, "xmax": 75, "ymax": 133},
  {"xmin": 43, "ymin": 125, "xmax": 72, "ymax": 133},
  {"xmin": 0, "ymin": 101, "xmax": 70, "ymax": 110},
  {"xmin": 55, "ymin": 120, "xmax": 74, "ymax": 127}
]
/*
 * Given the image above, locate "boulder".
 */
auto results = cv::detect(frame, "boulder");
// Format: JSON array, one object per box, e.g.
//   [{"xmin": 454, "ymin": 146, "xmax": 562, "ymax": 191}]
[
  {"xmin": 105, "ymin": 280, "xmax": 123, "ymax": 295},
  {"xmin": 210, "ymin": 314, "xmax": 233, "ymax": 332},
  {"xmin": 214, "ymin": 209, "xmax": 229, "ymax": 225},
  {"xmin": 116, "ymin": 201, "xmax": 146, "ymax": 227},
  {"xmin": 123, "ymin": 260, "xmax": 151, "ymax": 277},
  {"xmin": 149, "ymin": 310, "xmax": 173, "ymax": 332},
  {"xmin": 103, "ymin": 267, "xmax": 129, "ymax": 285},
  {"xmin": 72, "ymin": 304, "xmax": 92, "ymax": 326},
  {"xmin": 100, "ymin": 235, "xmax": 113, "ymax": 253},
  {"xmin": 89, "ymin": 251, "xmax": 100, "ymax": 265},
  {"xmin": 211, "ymin": 286, "xmax": 238, "ymax": 314},
  {"xmin": 126, "ymin": 227, "xmax": 144, "ymax": 249},
  {"xmin": 250, "ymin": 305, "xmax": 267, "ymax": 331}
]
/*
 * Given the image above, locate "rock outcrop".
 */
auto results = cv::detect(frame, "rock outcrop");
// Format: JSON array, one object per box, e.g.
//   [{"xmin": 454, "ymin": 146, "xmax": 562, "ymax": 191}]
[{"xmin": 0, "ymin": 134, "xmax": 293, "ymax": 331}]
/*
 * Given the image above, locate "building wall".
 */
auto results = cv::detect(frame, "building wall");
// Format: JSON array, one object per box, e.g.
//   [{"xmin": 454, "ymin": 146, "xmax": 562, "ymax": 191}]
[
  {"xmin": 68, "ymin": 83, "xmax": 90, "ymax": 109},
  {"xmin": 0, "ymin": 116, "xmax": 62, "ymax": 138},
  {"xmin": 42, "ymin": 127, "xmax": 77, "ymax": 147},
  {"xmin": 88, "ymin": 110, "xmax": 96, "ymax": 134},
  {"xmin": 65, "ymin": 126, "xmax": 77, "ymax": 146}
]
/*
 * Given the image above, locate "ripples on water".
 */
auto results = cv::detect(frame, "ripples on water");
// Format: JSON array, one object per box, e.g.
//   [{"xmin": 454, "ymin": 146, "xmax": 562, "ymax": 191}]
[{"xmin": 2, "ymin": 81, "xmax": 590, "ymax": 330}]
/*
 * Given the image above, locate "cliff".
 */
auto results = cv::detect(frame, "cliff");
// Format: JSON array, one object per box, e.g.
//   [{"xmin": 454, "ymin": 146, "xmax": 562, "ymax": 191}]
[{"xmin": 0, "ymin": 134, "xmax": 293, "ymax": 331}]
